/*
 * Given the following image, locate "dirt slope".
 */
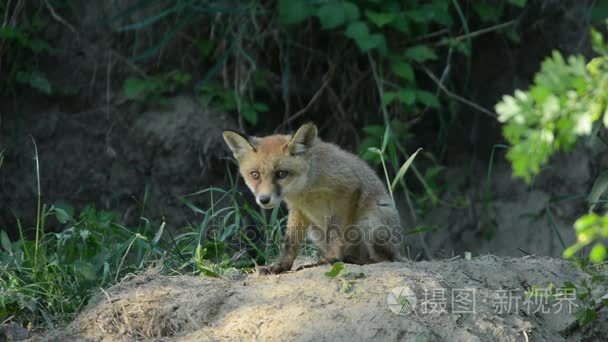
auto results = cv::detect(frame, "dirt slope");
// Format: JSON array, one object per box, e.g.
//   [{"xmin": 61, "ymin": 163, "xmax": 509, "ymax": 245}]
[{"xmin": 38, "ymin": 256, "xmax": 606, "ymax": 342}]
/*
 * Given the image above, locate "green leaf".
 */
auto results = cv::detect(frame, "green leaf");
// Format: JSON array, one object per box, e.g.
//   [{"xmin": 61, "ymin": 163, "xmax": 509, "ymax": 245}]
[
  {"xmin": 74, "ymin": 261, "xmax": 98, "ymax": 281},
  {"xmin": 317, "ymin": 3, "xmax": 346, "ymax": 29},
  {"xmin": 396, "ymin": 89, "xmax": 416, "ymax": 105},
  {"xmin": 325, "ymin": 262, "xmax": 345, "ymax": 278},
  {"xmin": 28, "ymin": 38, "xmax": 52, "ymax": 54},
  {"xmin": 405, "ymin": 9, "xmax": 433, "ymax": 23},
  {"xmin": 383, "ymin": 91, "xmax": 416, "ymax": 107},
  {"xmin": 339, "ymin": 278, "xmax": 354, "ymax": 292},
  {"xmin": 390, "ymin": 14, "xmax": 410, "ymax": 34},
  {"xmin": 241, "ymin": 106, "xmax": 258, "ymax": 125},
  {"xmin": 200, "ymin": 268, "xmax": 220, "ymax": 277},
  {"xmin": 563, "ymin": 243, "xmax": 582, "ymax": 259},
  {"xmin": 169, "ymin": 70, "xmax": 191, "ymax": 84},
  {"xmin": 365, "ymin": 10, "xmax": 395, "ymax": 27},
  {"xmin": 574, "ymin": 214, "xmax": 600, "ymax": 234},
  {"xmin": 530, "ymin": 85, "xmax": 551, "ymax": 103},
  {"xmin": 0, "ymin": 230, "xmax": 12, "ymax": 253},
  {"xmin": 382, "ymin": 91, "xmax": 397, "ymax": 106},
  {"xmin": 404, "ymin": 45, "xmax": 437, "ymax": 62},
  {"xmin": 254, "ymin": 71, "xmax": 269, "ymax": 88},
  {"xmin": 197, "ymin": 39, "xmax": 215, "ymax": 58},
  {"xmin": 504, "ymin": 27, "xmax": 521, "ymax": 43},
  {"xmin": 368, "ymin": 147, "xmax": 382, "ymax": 155},
  {"xmin": 0, "ymin": 27, "xmax": 27, "ymax": 43},
  {"xmin": 278, "ymin": 0, "xmax": 315, "ymax": 25},
  {"xmin": 343, "ymin": 2, "xmax": 360, "ymax": 22},
  {"xmin": 345, "ymin": 21, "xmax": 370, "ymax": 41},
  {"xmin": 363, "ymin": 33, "xmax": 387, "ymax": 53},
  {"xmin": 417, "ymin": 90, "xmax": 440, "ymax": 108},
  {"xmin": 590, "ymin": 243, "xmax": 607, "ymax": 263},
  {"xmin": 54, "ymin": 206, "xmax": 73, "ymax": 224},
  {"xmin": 406, "ymin": 225, "xmax": 439, "ymax": 235},
  {"xmin": 591, "ymin": 2, "xmax": 608, "ymax": 22},
  {"xmin": 381, "ymin": 125, "xmax": 391, "ymax": 153},
  {"xmin": 345, "ymin": 21, "xmax": 386, "ymax": 53},
  {"xmin": 452, "ymin": 40, "xmax": 472, "ymax": 57},
  {"xmin": 200, "ymin": 241, "xmax": 227, "ymax": 259},
  {"xmin": 316, "ymin": 1, "xmax": 359, "ymax": 28},
  {"xmin": 252, "ymin": 102, "xmax": 269, "ymax": 112},
  {"xmin": 590, "ymin": 28, "xmax": 608, "ymax": 55},
  {"xmin": 101, "ymin": 262, "xmax": 110, "ymax": 284},
  {"xmin": 362, "ymin": 125, "xmax": 384, "ymax": 137},
  {"xmin": 195, "ymin": 244, "xmax": 206, "ymax": 261},
  {"xmin": 588, "ymin": 171, "xmax": 608, "ymax": 212},
  {"xmin": 575, "ymin": 307, "xmax": 598, "ymax": 327},
  {"xmin": 391, "ymin": 62, "xmax": 415, "ymax": 82},
  {"xmin": 123, "ymin": 77, "xmax": 152, "ymax": 99},
  {"xmin": 508, "ymin": 0, "xmax": 527, "ymax": 8},
  {"xmin": 472, "ymin": 2, "xmax": 502, "ymax": 22},
  {"xmin": 29, "ymin": 71, "xmax": 52, "ymax": 94},
  {"xmin": 152, "ymin": 222, "xmax": 165, "ymax": 244},
  {"xmin": 390, "ymin": 147, "xmax": 422, "ymax": 191}
]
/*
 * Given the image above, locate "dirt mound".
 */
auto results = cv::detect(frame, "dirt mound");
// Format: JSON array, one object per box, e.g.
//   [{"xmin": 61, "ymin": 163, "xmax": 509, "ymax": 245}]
[{"xmin": 36, "ymin": 256, "xmax": 606, "ymax": 342}]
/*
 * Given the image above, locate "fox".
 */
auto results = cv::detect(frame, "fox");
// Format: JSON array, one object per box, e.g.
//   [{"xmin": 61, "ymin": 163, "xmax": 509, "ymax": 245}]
[{"xmin": 222, "ymin": 122, "xmax": 405, "ymax": 274}]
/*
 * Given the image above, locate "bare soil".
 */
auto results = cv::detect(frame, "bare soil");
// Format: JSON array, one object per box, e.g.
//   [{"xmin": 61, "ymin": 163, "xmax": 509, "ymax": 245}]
[{"xmin": 36, "ymin": 256, "xmax": 607, "ymax": 342}]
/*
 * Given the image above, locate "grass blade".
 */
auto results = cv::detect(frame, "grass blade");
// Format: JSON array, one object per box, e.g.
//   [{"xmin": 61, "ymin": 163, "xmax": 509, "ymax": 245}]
[
  {"xmin": 109, "ymin": 0, "xmax": 164, "ymax": 24},
  {"xmin": 588, "ymin": 171, "xmax": 608, "ymax": 212},
  {"xmin": 390, "ymin": 148, "xmax": 422, "ymax": 192},
  {"xmin": 119, "ymin": 3, "xmax": 185, "ymax": 31},
  {"xmin": 133, "ymin": 12, "xmax": 199, "ymax": 61}
]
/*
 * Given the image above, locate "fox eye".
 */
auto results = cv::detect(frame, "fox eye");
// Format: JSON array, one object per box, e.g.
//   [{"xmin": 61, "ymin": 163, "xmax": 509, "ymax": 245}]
[
  {"xmin": 276, "ymin": 170, "xmax": 289, "ymax": 179},
  {"xmin": 250, "ymin": 171, "xmax": 260, "ymax": 180}
]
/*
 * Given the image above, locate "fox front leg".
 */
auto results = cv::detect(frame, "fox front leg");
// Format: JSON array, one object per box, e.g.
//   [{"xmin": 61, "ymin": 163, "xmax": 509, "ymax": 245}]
[{"xmin": 258, "ymin": 209, "xmax": 308, "ymax": 275}]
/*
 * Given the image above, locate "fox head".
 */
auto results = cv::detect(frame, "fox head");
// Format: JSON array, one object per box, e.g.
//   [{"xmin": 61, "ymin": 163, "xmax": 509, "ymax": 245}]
[{"xmin": 222, "ymin": 123, "xmax": 318, "ymax": 209}]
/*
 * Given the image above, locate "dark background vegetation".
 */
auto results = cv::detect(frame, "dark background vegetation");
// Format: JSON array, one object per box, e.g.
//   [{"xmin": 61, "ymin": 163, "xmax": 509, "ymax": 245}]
[
  {"xmin": 0, "ymin": 0, "xmax": 607, "ymax": 328},
  {"xmin": 0, "ymin": 0, "xmax": 601, "ymax": 230}
]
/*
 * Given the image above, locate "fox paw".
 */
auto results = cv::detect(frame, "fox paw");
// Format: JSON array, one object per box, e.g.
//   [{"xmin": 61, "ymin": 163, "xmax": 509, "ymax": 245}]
[
  {"xmin": 294, "ymin": 258, "xmax": 340, "ymax": 271},
  {"xmin": 294, "ymin": 263, "xmax": 322, "ymax": 271},
  {"xmin": 256, "ymin": 264, "xmax": 287, "ymax": 275}
]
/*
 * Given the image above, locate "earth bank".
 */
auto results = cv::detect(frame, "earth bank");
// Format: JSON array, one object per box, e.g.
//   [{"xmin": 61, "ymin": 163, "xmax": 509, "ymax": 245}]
[{"xmin": 35, "ymin": 256, "xmax": 607, "ymax": 342}]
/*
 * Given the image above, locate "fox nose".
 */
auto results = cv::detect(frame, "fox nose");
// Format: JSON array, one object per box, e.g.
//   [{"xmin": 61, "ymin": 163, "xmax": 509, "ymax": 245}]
[{"xmin": 258, "ymin": 195, "xmax": 271, "ymax": 205}]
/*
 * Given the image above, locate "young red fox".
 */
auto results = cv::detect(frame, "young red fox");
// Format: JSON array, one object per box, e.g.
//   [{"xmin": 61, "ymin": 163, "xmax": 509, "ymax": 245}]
[{"xmin": 223, "ymin": 123, "xmax": 405, "ymax": 274}]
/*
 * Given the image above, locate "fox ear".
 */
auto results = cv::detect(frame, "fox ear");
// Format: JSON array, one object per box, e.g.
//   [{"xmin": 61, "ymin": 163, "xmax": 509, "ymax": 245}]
[
  {"xmin": 287, "ymin": 123, "xmax": 317, "ymax": 155},
  {"xmin": 223, "ymin": 131, "xmax": 256, "ymax": 159}
]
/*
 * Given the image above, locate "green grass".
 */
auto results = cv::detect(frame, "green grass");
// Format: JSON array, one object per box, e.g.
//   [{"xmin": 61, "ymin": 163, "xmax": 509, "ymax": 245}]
[
  {"xmin": 0, "ymin": 150, "xmax": 286, "ymax": 328},
  {"xmin": 0, "ymin": 191, "xmax": 286, "ymax": 328},
  {"xmin": 0, "ymin": 117, "xmax": 421, "ymax": 329}
]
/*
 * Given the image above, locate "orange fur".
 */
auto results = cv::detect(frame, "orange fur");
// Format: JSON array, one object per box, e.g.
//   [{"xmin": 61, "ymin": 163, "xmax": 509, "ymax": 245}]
[{"xmin": 223, "ymin": 123, "xmax": 405, "ymax": 274}]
